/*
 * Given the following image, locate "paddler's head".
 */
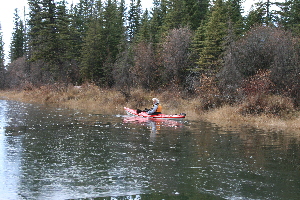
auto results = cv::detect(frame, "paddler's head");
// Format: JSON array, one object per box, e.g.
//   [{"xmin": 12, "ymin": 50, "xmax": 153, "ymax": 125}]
[{"xmin": 152, "ymin": 98, "xmax": 159, "ymax": 104}]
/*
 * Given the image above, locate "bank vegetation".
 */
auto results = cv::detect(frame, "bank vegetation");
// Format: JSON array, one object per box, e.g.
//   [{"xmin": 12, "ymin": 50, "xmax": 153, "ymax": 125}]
[{"xmin": 1, "ymin": 83, "xmax": 300, "ymax": 133}]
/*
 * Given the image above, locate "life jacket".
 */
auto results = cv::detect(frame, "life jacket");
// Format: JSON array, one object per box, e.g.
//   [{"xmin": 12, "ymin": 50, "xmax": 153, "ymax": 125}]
[{"xmin": 156, "ymin": 104, "xmax": 162, "ymax": 113}]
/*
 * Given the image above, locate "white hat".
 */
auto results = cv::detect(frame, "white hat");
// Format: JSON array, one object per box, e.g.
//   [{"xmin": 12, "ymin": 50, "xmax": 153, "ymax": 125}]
[{"xmin": 152, "ymin": 98, "xmax": 159, "ymax": 104}]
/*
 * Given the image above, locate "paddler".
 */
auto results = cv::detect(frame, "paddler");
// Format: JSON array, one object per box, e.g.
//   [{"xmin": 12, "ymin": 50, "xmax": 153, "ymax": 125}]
[{"xmin": 147, "ymin": 98, "xmax": 162, "ymax": 115}]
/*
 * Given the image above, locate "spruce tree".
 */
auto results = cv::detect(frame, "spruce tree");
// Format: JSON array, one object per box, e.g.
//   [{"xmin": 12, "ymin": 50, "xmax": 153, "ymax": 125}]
[
  {"xmin": 127, "ymin": 0, "xmax": 142, "ymax": 41},
  {"xmin": 28, "ymin": 0, "xmax": 74, "ymax": 81},
  {"xmin": 185, "ymin": 0, "xmax": 210, "ymax": 30},
  {"xmin": 244, "ymin": 3, "xmax": 266, "ymax": 31},
  {"xmin": 0, "ymin": 27, "xmax": 4, "ymax": 69},
  {"xmin": 278, "ymin": 0, "xmax": 300, "ymax": 35},
  {"xmin": 136, "ymin": 9, "xmax": 151, "ymax": 42},
  {"xmin": 226, "ymin": 0, "xmax": 244, "ymax": 36},
  {"xmin": 149, "ymin": 0, "xmax": 167, "ymax": 45},
  {"xmin": 10, "ymin": 8, "xmax": 26, "ymax": 62},
  {"xmin": 80, "ymin": 0, "xmax": 106, "ymax": 83},
  {"xmin": 0, "ymin": 27, "xmax": 5, "ymax": 88},
  {"xmin": 194, "ymin": 0, "xmax": 244, "ymax": 75},
  {"xmin": 162, "ymin": 0, "xmax": 187, "ymax": 31},
  {"xmin": 81, "ymin": 0, "xmax": 126, "ymax": 85},
  {"xmin": 196, "ymin": 0, "xmax": 228, "ymax": 74}
]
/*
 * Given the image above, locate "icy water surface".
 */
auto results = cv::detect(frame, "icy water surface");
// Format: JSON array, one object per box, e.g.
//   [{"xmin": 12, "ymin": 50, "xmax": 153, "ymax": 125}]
[{"xmin": 0, "ymin": 99, "xmax": 299, "ymax": 200}]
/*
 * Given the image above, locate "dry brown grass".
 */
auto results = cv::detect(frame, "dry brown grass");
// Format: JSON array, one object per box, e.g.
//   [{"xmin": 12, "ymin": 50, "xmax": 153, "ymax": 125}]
[
  {"xmin": 1, "ymin": 85, "xmax": 300, "ymax": 134},
  {"xmin": 201, "ymin": 104, "xmax": 300, "ymax": 133}
]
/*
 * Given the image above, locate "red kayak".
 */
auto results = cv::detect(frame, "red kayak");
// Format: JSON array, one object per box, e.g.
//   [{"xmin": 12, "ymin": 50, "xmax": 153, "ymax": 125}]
[{"xmin": 124, "ymin": 107, "xmax": 186, "ymax": 119}]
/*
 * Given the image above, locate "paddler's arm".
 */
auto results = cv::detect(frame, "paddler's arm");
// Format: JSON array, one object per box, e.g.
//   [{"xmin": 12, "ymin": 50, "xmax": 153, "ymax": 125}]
[{"xmin": 147, "ymin": 104, "xmax": 158, "ymax": 114}]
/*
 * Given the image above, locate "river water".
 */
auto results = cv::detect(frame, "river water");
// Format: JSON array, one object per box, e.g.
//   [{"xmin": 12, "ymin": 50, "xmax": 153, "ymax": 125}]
[{"xmin": 0, "ymin": 99, "xmax": 299, "ymax": 200}]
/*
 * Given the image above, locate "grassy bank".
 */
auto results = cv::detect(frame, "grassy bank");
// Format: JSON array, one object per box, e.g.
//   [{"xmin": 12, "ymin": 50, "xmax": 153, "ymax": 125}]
[{"xmin": 1, "ymin": 84, "xmax": 300, "ymax": 133}]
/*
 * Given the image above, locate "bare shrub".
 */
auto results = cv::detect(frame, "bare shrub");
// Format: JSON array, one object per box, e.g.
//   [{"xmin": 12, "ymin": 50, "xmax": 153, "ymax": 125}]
[
  {"xmin": 197, "ymin": 75, "xmax": 223, "ymax": 110},
  {"xmin": 219, "ymin": 26, "xmax": 300, "ymax": 103},
  {"xmin": 113, "ymin": 46, "xmax": 134, "ymax": 100},
  {"xmin": 5, "ymin": 57, "xmax": 28, "ymax": 89},
  {"xmin": 132, "ymin": 41, "xmax": 157, "ymax": 90},
  {"xmin": 161, "ymin": 27, "xmax": 193, "ymax": 87},
  {"xmin": 238, "ymin": 94, "xmax": 295, "ymax": 117},
  {"xmin": 240, "ymin": 69, "xmax": 274, "ymax": 96}
]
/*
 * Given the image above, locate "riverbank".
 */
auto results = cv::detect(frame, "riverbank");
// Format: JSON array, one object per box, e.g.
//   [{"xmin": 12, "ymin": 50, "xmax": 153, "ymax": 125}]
[{"xmin": 1, "ymin": 84, "xmax": 300, "ymax": 133}]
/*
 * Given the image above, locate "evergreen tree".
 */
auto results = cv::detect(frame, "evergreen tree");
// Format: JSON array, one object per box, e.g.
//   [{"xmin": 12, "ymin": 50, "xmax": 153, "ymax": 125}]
[
  {"xmin": 245, "ymin": 0, "xmax": 279, "ymax": 27},
  {"xmin": 278, "ymin": 0, "xmax": 300, "ymax": 35},
  {"xmin": 102, "ymin": 0, "xmax": 126, "ymax": 85},
  {"xmin": 10, "ymin": 8, "xmax": 26, "ymax": 62},
  {"xmin": 136, "ymin": 9, "xmax": 151, "ymax": 42},
  {"xmin": 80, "ymin": 0, "xmax": 126, "ymax": 85},
  {"xmin": 185, "ymin": 0, "xmax": 210, "ymax": 30},
  {"xmin": 194, "ymin": 0, "xmax": 244, "ymax": 75},
  {"xmin": 162, "ymin": 0, "xmax": 187, "ymax": 31},
  {"xmin": 70, "ymin": 0, "xmax": 99, "ymax": 36},
  {"xmin": 127, "ymin": 0, "xmax": 142, "ymax": 41},
  {"xmin": 196, "ymin": 0, "xmax": 228, "ymax": 74},
  {"xmin": 80, "ymin": 0, "xmax": 106, "ymax": 82},
  {"xmin": 226, "ymin": 0, "xmax": 244, "ymax": 36},
  {"xmin": 244, "ymin": 3, "xmax": 266, "ymax": 31},
  {"xmin": 149, "ymin": 0, "xmax": 167, "ymax": 44},
  {"xmin": 0, "ymin": 26, "xmax": 4, "ymax": 69},
  {"xmin": 28, "ymin": 0, "xmax": 74, "ymax": 81},
  {"xmin": 0, "ymin": 26, "xmax": 5, "ymax": 88}
]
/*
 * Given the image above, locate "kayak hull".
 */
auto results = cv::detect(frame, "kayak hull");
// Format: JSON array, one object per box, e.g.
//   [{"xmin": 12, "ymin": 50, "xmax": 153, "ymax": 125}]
[{"xmin": 124, "ymin": 107, "xmax": 185, "ymax": 119}]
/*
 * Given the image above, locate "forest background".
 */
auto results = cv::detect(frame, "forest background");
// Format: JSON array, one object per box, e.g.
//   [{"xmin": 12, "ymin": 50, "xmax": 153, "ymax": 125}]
[{"xmin": 1, "ymin": 0, "xmax": 300, "ymax": 123}]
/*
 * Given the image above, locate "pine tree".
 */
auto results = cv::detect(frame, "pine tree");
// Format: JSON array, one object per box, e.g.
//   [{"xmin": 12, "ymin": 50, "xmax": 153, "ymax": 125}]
[
  {"xmin": 28, "ymin": 0, "xmax": 74, "ymax": 81},
  {"xmin": 0, "ymin": 26, "xmax": 4, "ymax": 69},
  {"xmin": 185, "ymin": 0, "xmax": 210, "ymax": 30},
  {"xmin": 162, "ymin": 0, "xmax": 187, "ymax": 31},
  {"xmin": 127, "ymin": 0, "xmax": 142, "ymax": 41},
  {"xmin": 149, "ymin": 0, "xmax": 167, "ymax": 44},
  {"xmin": 136, "ymin": 9, "xmax": 151, "ymax": 42},
  {"xmin": 102, "ymin": 0, "xmax": 126, "ymax": 85},
  {"xmin": 10, "ymin": 8, "xmax": 26, "ymax": 62},
  {"xmin": 80, "ymin": 0, "xmax": 126, "ymax": 85},
  {"xmin": 278, "ymin": 0, "xmax": 300, "ymax": 35},
  {"xmin": 194, "ymin": 0, "xmax": 244, "ymax": 75},
  {"xmin": 244, "ymin": 3, "xmax": 266, "ymax": 31},
  {"xmin": 80, "ymin": 0, "xmax": 105, "ymax": 82},
  {"xmin": 196, "ymin": 0, "xmax": 228, "ymax": 74},
  {"xmin": 226, "ymin": 0, "xmax": 244, "ymax": 36},
  {"xmin": 0, "ymin": 26, "xmax": 5, "ymax": 88}
]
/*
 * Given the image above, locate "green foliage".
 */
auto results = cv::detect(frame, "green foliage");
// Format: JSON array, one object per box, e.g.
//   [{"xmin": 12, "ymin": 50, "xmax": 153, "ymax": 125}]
[
  {"xmin": 244, "ymin": 4, "xmax": 265, "ymax": 30},
  {"xmin": 0, "ymin": 29, "xmax": 4, "ymax": 69},
  {"xmin": 127, "ymin": 0, "xmax": 142, "ymax": 41},
  {"xmin": 148, "ymin": 0, "xmax": 168, "ymax": 45},
  {"xmin": 195, "ymin": 0, "xmax": 229, "ymax": 74},
  {"xmin": 80, "ymin": 0, "xmax": 126, "ymax": 85},
  {"xmin": 0, "ymin": 28, "xmax": 6, "ymax": 89},
  {"xmin": 27, "ymin": 0, "xmax": 75, "ymax": 80},
  {"xmin": 136, "ymin": 9, "xmax": 151, "ymax": 42},
  {"xmin": 185, "ymin": 0, "xmax": 210, "ymax": 30},
  {"xmin": 277, "ymin": 0, "xmax": 300, "ymax": 35},
  {"xmin": 10, "ymin": 9, "xmax": 26, "ymax": 62},
  {"xmin": 162, "ymin": 0, "xmax": 187, "ymax": 31}
]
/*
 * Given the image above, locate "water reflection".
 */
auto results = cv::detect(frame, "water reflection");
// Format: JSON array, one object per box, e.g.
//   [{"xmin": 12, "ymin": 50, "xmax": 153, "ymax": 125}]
[
  {"xmin": 0, "ymin": 100, "xmax": 24, "ymax": 200},
  {"xmin": 0, "ymin": 100, "xmax": 299, "ymax": 199},
  {"xmin": 123, "ymin": 116, "xmax": 184, "ymax": 141}
]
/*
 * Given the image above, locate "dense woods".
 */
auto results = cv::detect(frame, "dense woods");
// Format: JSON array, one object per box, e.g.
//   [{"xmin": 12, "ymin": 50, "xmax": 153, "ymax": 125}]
[{"xmin": 1, "ymin": 0, "xmax": 300, "ymax": 113}]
